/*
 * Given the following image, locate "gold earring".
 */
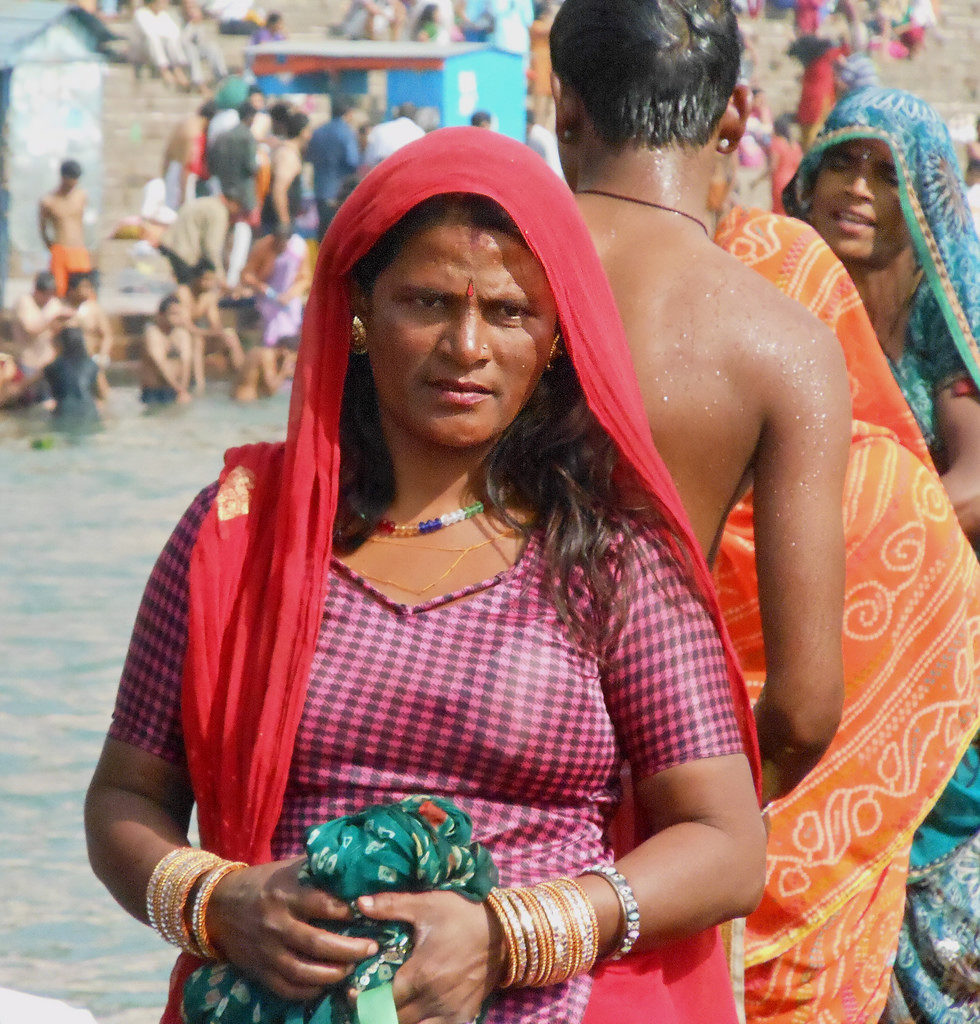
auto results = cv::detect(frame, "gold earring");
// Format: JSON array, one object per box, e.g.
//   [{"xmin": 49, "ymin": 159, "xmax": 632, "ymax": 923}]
[
  {"xmin": 350, "ymin": 315, "xmax": 368, "ymax": 355},
  {"xmin": 546, "ymin": 329, "xmax": 564, "ymax": 370}
]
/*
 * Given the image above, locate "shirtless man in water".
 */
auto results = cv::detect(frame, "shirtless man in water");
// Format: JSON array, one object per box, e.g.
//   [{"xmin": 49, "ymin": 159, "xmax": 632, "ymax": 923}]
[
  {"xmin": 551, "ymin": 0, "xmax": 852, "ymax": 804},
  {"xmin": 176, "ymin": 260, "xmax": 245, "ymax": 381},
  {"xmin": 140, "ymin": 295, "xmax": 196, "ymax": 405},
  {"xmin": 39, "ymin": 160, "xmax": 92, "ymax": 297}
]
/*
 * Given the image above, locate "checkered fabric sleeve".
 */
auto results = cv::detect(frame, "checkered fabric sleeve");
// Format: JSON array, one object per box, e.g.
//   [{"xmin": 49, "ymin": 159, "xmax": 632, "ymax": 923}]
[
  {"xmin": 107, "ymin": 482, "xmax": 219, "ymax": 763},
  {"xmin": 600, "ymin": 530, "xmax": 744, "ymax": 781}
]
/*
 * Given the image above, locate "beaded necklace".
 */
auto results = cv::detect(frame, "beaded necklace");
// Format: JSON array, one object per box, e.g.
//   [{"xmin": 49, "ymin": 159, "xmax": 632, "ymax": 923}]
[{"xmin": 376, "ymin": 500, "xmax": 485, "ymax": 536}]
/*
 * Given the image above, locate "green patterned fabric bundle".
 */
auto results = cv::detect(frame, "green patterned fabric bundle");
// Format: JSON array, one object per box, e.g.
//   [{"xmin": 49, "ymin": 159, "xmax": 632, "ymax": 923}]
[{"xmin": 182, "ymin": 795, "xmax": 497, "ymax": 1024}]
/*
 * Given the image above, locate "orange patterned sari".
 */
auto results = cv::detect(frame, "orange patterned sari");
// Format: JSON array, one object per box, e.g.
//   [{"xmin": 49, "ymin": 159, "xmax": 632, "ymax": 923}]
[{"xmin": 714, "ymin": 208, "xmax": 980, "ymax": 1024}]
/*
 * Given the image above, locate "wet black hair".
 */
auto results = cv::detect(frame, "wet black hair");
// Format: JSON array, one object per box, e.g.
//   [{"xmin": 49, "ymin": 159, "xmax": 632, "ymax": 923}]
[
  {"xmin": 60, "ymin": 159, "xmax": 82, "ymax": 179},
  {"xmin": 550, "ymin": 0, "xmax": 741, "ymax": 149},
  {"xmin": 159, "ymin": 294, "xmax": 182, "ymax": 315},
  {"xmin": 56, "ymin": 326, "xmax": 88, "ymax": 360},
  {"xmin": 267, "ymin": 101, "xmax": 296, "ymax": 138},
  {"xmin": 191, "ymin": 258, "xmax": 217, "ymax": 278},
  {"xmin": 338, "ymin": 193, "xmax": 652, "ymax": 641},
  {"xmin": 331, "ymin": 94, "xmax": 354, "ymax": 119},
  {"xmin": 470, "ymin": 110, "xmax": 493, "ymax": 128},
  {"xmin": 67, "ymin": 270, "xmax": 98, "ymax": 292},
  {"xmin": 35, "ymin": 271, "xmax": 56, "ymax": 293},
  {"xmin": 284, "ymin": 110, "xmax": 310, "ymax": 140}
]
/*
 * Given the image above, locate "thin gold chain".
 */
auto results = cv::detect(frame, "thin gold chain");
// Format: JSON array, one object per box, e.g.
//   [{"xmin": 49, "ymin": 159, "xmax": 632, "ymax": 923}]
[{"xmin": 356, "ymin": 535, "xmax": 502, "ymax": 597}]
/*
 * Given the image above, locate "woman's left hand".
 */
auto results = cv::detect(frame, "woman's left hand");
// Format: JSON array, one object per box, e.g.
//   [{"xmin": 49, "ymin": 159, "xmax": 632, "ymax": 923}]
[{"xmin": 353, "ymin": 890, "xmax": 503, "ymax": 1024}]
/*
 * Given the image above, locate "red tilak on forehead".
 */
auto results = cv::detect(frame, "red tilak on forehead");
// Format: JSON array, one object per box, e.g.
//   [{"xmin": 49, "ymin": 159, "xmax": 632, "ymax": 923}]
[{"xmin": 466, "ymin": 279, "xmax": 475, "ymax": 297}]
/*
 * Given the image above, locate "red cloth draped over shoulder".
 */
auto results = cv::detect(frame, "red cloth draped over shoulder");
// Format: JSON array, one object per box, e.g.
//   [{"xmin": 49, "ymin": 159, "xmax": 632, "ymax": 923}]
[{"xmin": 163, "ymin": 130, "xmax": 761, "ymax": 1023}]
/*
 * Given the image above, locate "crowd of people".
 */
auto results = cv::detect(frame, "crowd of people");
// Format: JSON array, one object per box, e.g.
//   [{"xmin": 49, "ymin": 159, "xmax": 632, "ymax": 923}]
[
  {"xmin": 2, "ymin": 0, "xmax": 571, "ymax": 424},
  {"xmin": 1, "ymin": 0, "xmax": 978, "ymax": 1022}
]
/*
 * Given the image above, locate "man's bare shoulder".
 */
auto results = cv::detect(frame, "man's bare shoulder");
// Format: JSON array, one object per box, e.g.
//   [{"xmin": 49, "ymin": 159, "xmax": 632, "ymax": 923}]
[{"xmin": 678, "ymin": 245, "xmax": 844, "ymax": 383}]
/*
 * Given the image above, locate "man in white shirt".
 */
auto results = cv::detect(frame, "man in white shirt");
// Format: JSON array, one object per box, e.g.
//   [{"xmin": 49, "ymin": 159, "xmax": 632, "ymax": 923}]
[
  {"xmin": 362, "ymin": 103, "xmax": 426, "ymax": 168},
  {"xmin": 131, "ymin": 0, "xmax": 191, "ymax": 89}
]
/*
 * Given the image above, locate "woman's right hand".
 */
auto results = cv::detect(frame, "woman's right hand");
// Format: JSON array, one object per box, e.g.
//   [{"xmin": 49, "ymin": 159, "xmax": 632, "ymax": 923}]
[{"xmin": 207, "ymin": 857, "xmax": 380, "ymax": 1001}]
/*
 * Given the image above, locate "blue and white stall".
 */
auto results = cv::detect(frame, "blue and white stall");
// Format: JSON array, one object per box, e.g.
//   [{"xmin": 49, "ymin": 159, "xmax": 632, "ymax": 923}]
[{"xmin": 247, "ymin": 40, "xmax": 526, "ymax": 141}]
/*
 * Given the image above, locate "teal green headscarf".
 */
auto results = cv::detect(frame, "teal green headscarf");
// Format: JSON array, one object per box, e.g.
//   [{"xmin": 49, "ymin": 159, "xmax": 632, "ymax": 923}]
[
  {"xmin": 183, "ymin": 795, "xmax": 498, "ymax": 1024},
  {"xmin": 786, "ymin": 87, "xmax": 980, "ymax": 448}
]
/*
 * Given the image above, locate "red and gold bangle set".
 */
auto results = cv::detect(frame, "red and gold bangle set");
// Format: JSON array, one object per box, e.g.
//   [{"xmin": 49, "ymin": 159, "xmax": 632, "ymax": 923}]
[
  {"xmin": 145, "ymin": 847, "xmax": 248, "ymax": 959},
  {"xmin": 485, "ymin": 877, "xmax": 601, "ymax": 988}
]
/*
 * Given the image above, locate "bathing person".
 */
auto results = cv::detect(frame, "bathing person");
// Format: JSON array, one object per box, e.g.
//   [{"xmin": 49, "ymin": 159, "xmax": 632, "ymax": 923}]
[
  {"xmin": 231, "ymin": 339, "xmax": 297, "ymax": 402},
  {"xmin": 177, "ymin": 260, "xmax": 245, "ymax": 378},
  {"xmin": 43, "ymin": 326, "xmax": 109, "ymax": 426},
  {"xmin": 551, "ymin": 0, "xmax": 852, "ymax": 806},
  {"xmin": 11, "ymin": 271, "xmax": 71, "ymax": 384},
  {"xmin": 140, "ymin": 295, "xmax": 196, "ymax": 405},
  {"xmin": 85, "ymin": 128, "xmax": 765, "ymax": 1024},
  {"xmin": 239, "ymin": 223, "xmax": 311, "ymax": 350},
  {"xmin": 65, "ymin": 271, "xmax": 114, "ymax": 367}
]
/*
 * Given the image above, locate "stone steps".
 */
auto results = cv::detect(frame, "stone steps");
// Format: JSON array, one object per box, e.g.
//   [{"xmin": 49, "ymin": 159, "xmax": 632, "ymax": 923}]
[{"xmin": 91, "ymin": 0, "xmax": 980, "ymax": 285}]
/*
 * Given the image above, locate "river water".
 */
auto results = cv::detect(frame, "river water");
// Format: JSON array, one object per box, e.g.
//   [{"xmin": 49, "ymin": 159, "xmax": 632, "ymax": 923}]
[{"xmin": 0, "ymin": 386, "xmax": 290, "ymax": 1023}]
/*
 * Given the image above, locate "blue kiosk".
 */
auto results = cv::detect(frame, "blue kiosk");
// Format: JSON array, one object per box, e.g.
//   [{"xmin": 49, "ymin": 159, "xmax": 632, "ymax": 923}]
[{"xmin": 247, "ymin": 40, "xmax": 527, "ymax": 141}]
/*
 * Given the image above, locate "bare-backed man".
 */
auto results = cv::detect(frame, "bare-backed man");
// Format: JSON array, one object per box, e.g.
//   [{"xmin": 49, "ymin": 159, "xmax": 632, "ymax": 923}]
[{"xmin": 551, "ymin": 0, "xmax": 852, "ymax": 804}]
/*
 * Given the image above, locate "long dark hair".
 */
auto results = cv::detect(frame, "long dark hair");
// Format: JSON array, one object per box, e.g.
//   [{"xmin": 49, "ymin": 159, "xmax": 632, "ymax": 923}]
[
  {"xmin": 334, "ymin": 195, "xmax": 658, "ymax": 641},
  {"xmin": 56, "ymin": 326, "xmax": 90, "ymax": 363}
]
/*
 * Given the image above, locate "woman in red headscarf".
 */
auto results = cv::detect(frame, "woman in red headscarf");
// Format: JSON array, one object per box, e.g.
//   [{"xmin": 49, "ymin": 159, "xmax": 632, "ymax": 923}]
[{"xmin": 85, "ymin": 128, "xmax": 763, "ymax": 1024}]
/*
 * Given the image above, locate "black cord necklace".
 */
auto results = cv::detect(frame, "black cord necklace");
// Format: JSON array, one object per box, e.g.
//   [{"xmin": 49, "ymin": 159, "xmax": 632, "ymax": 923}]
[{"xmin": 577, "ymin": 188, "xmax": 709, "ymax": 236}]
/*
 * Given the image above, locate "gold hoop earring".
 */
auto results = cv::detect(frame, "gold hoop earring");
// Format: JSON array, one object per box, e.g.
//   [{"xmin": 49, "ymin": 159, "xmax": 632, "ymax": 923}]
[
  {"xmin": 350, "ymin": 315, "xmax": 368, "ymax": 355},
  {"xmin": 546, "ymin": 329, "xmax": 564, "ymax": 370}
]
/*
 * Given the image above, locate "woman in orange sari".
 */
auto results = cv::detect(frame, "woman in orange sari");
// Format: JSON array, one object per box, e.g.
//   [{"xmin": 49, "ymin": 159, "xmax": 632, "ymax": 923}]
[{"xmin": 713, "ymin": 207, "xmax": 980, "ymax": 1024}]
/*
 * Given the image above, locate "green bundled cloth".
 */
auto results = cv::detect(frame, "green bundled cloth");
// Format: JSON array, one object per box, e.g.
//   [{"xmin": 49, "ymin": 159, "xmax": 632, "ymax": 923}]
[{"xmin": 183, "ymin": 795, "xmax": 498, "ymax": 1024}]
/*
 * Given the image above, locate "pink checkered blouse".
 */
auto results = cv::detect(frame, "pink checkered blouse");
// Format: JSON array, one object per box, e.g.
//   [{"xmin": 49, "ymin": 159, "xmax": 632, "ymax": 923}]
[{"xmin": 110, "ymin": 484, "xmax": 744, "ymax": 1023}]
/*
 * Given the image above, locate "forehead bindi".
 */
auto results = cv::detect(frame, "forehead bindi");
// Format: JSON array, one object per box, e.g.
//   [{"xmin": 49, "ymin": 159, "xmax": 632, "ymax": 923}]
[{"xmin": 834, "ymin": 140, "xmax": 895, "ymax": 172}]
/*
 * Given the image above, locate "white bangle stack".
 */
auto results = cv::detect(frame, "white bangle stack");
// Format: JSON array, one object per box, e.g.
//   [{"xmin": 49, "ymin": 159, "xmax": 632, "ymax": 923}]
[{"xmin": 581, "ymin": 864, "xmax": 640, "ymax": 961}]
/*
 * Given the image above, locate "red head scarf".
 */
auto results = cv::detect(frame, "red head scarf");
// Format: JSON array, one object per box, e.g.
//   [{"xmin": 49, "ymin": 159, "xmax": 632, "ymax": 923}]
[{"xmin": 182, "ymin": 127, "xmax": 760, "ymax": 871}]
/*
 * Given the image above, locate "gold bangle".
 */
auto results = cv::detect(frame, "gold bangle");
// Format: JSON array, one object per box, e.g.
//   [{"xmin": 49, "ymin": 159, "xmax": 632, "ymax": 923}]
[
  {"xmin": 146, "ymin": 848, "xmax": 223, "ymax": 953},
  {"xmin": 485, "ymin": 889, "xmax": 524, "ymax": 988},
  {"xmin": 538, "ymin": 881, "xmax": 583, "ymax": 982},
  {"xmin": 146, "ymin": 848, "xmax": 189, "ymax": 932},
  {"xmin": 191, "ymin": 860, "xmax": 248, "ymax": 960},
  {"xmin": 520, "ymin": 887, "xmax": 557, "ymax": 987},
  {"xmin": 499, "ymin": 887, "xmax": 538, "ymax": 986},
  {"xmin": 164, "ymin": 852, "xmax": 223, "ymax": 954},
  {"xmin": 531, "ymin": 884, "xmax": 574, "ymax": 983},
  {"xmin": 532, "ymin": 884, "xmax": 569, "ymax": 978},
  {"xmin": 153, "ymin": 851, "xmax": 209, "ymax": 946},
  {"xmin": 551, "ymin": 878, "xmax": 599, "ymax": 976}
]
